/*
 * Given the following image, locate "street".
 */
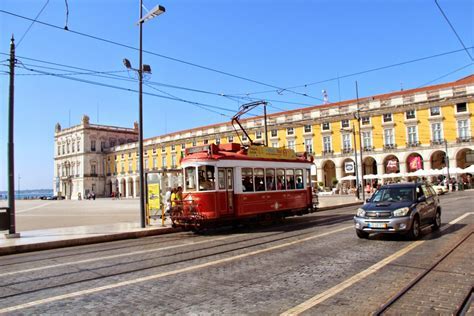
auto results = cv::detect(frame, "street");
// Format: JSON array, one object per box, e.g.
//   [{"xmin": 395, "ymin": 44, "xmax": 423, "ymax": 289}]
[{"xmin": 0, "ymin": 191, "xmax": 472, "ymax": 315}]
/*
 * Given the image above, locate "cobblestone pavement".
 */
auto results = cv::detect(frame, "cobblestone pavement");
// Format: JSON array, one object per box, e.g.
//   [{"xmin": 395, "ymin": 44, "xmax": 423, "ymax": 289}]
[{"xmin": 0, "ymin": 191, "xmax": 472, "ymax": 315}]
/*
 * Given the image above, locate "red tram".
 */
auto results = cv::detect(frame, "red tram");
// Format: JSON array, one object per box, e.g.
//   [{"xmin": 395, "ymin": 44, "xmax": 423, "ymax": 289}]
[{"xmin": 171, "ymin": 143, "xmax": 317, "ymax": 229}]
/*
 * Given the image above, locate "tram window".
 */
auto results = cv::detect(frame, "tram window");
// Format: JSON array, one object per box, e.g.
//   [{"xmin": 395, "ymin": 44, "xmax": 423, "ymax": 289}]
[
  {"xmin": 266, "ymin": 169, "xmax": 276, "ymax": 191},
  {"xmin": 254, "ymin": 168, "xmax": 265, "ymax": 192},
  {"xmin": 227, "ymin": 169, "xmax": 233, "ymax": 190},
  {"xmin": 286, "ymin": 169, "xmax": 295, "ymax": 190},
  {"xmin": 242, "ymin": 168, "xmax": 254, "ymax": 192},
  {"xmin": 306, "ymin": 169, "xmax": 311, "ymax": 186},
  {"xmin": 218, "ymin": 169, "xmax": 226, "ymax": 190},
  {"xmin": 185, "ymin": 167, "xmax": 197, "ymax": 191},
  {"xmin": 276, "ymin": 169, "xmax": 286, "ymax": 190},
  {"xmin": 198, "ymin": 165, "xmax": 215, "ymax": 191},
  {"xmin": 295, "ymin": 169, "xmax": 304, "ymax": 189}
]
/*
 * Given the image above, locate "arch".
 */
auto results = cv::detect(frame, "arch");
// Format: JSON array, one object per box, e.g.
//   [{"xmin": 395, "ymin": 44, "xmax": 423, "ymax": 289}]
[
  {"xmin": 406, "ymin": 152, "xmax": 424, "ymax": 172},
  {"xmin": 382, "ymin": 154, "xmax": 400, "ymax": 174},
  {"xmin": 322, "ymin": 159, "xmax": 336, "ymax": 188},
  {"xmin": 362, "ymin": 156, "xmax": 377, "ymax": 176},
  {"xmin": 455, "ymin": 148, "xmax": 474, "ymax": 168},
  {"xmin": 128, "ymin": 178, "xmax": 134, "ymax": 198},
  {"xmin": 430, "ymin": 150, "xmax": 447, "ymax": 170}
]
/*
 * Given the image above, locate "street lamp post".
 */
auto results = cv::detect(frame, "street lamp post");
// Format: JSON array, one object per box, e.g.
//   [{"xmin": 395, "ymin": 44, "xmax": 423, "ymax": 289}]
[{"xmin": 124, "ymin": 2, "xmax": 165, "ymax": 228}]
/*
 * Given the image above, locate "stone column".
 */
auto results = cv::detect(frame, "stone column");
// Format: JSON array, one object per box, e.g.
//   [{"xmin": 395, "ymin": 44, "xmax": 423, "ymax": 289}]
[
  {"xmin": 377, "ymin": 163, "xmax": 384, "ymax": 176},
  {"xmin": 335, "ymin": 166, "xmax": 343, "ymax": 180},
  {"xmin": 317, "ymin": 167, "xmax": 323, "ymax": 185},
  {"xmin": 126, "ymin": 178, "xmax": 130, "ymax": 198},
  {"xmin": 399, "ymin": 162, "xmax": 407, "ymax": 174}
]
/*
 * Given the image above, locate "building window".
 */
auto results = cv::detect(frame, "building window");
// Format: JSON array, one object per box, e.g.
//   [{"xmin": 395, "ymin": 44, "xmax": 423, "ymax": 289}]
[
  {"xmin": 384, "ymin": 129, "xmax": 394, "ymax": 146},
  {"xmin": 152, "ymin": 147, "xmax": 157, "ymax": 154},
  {"xmin": 181, "ymin": 143, "xmax": 185, "ymax": 150},
  {"xmin": 242, "ymin": 134, "xmax": 248, "ymax": 141},
  {"xmin": 101, "ymin": 141, "xmax": 105, "ymax": 152},
  {"xmin": 121, "ymin": 162, "xmax": 125, "ymax": 173},
  {"xmin": 128, "ymin": 161, "xmax": 132, "ymax": 172},
  {"xmin": 171, "ymin": 154, "xmax": 177, "ymax": 168},
  {"xmin": 171, "ymin": 145, "xmax": 176, "ymax": 151},
  {"xmin": 287, "ymin": 127, "xmax": 294, "ymax": 135},
  {"xmin": 215, "ymin": 138, "xmax": 220, "ymax": 145},
  {"xmin": 228, "ymin": 136, "xmax": 234, "ymax": 143},
  {"xmin": 342, "ymin": 134, "xmax": 351, "ymax": 150},
  {"xmin": 361, "ymin": 117, "xmax": 370, "ymax": 125},
  {"xmin": 161, "ymin": 147, "xmax": 166, "ymax": 153},
  {"xmin": 66, "ymin": 143, "xmax": 70, "ymax": 154},
  {"xmin": 430, "ymin": 106, "xmax": 441, "ymax": 116},
  {"xmin": 271, "ymin": 129, "xmax": 278, "ymax": 137},
  {"xmin": 407, "ymin": 126, "xmax": 418, "ymax": 144},
  {"xmin": 121, "ymin": 153, "xmax": 124, "ymax": 159},
  {"xmin": 304, "ymin": 138, "xmax": 313, "ymax": 153},
  {"xmin": 323, "ymin": 136, "xmax": 332, "ymax": 152},
  {"xmin": 203, "ymin": 139, "xmax": 209, "ymax": 145},
  {"xmin": 62, "ymin": 145, "xmax": 65, "ymax": 155},
  {"xmin": 128, "ymin": 152, "xmax": 132, "ymax": 158},
  {"xmin": 406, "ymin": 110, "xmax": 416, "ymax": 120},
  {"xmin": 383, "ymin": 113, "xmax": 392, "ymax": 122},
  {"xmin": 456, "ymin": 102, "xmax": 467, "ymax": 113},
  {"xmin": 362, "ymin": 131, "xmax": 372, "ymax": 149},
  {"xmin": 161, "ymin": 156, "xmax": 166, "ymax": 168},
  {"xmin": 153, "ymin": 157, "xmax": 157, "ymax": 169},
  {"xmin": 341, "ymin": 120, "xmax": 349, "ymax": 128},
  {"xmin": 77, "ymin": 142, "xmax": 80, "ymax": 152},
  {"xmin": 72, "ymin": 142, "xmax": 75, "ymax": 153},
  {"xmin": 287, "ymin": 140, "xmax": 295, "ymax": 150},
  {"xmin": 255, "ymin": 131, "xmax": 262, "ymax": 139},
  {"xmin": 322, "ymin": 122, "xmax": 330, "ymax": 131},
  {"xmin": 458, "ymin": 120, "xmax": 470, "ymax": 139},
  {"xmin": 136, "ymin": 151, "xmax": 140, "ymax": 157},
  {"xmin": 57, "ymin": 145, "xmax": 61, "ymax": 156},
  {"xmin": 271, "ymin": 142, "xmax": 279, "ymax": 148},
  {"xmin": 192, "ymin": 140, "xmax": 197, "ymax": 147},
  {"xmin": 304, "ymin": 125, "xmax": 312, "ymax": 133},
  {"xmin": 110, "ymin": 139, "xmax": 116, "ymax": 147},
  {"xmin": 91, "ymin": 140, "xmax": 96, "ymax": 152},
  {"xmin": 431, "ymin": 123, "xmax": 442, "ymax": 142},
  {"xmin": 145, "ymin": 159, "xmax": 149, "ymax": 170}
]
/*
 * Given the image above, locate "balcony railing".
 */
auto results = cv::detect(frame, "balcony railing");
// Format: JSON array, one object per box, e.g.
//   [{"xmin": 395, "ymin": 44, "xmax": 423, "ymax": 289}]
[
  {"xmin": 363, "ymin": 146, "xmax": 374, "ymax": 152},
  {"xmin": 406, "ymin": 141, "xmax": 421, "ymax": 147},
  {"xmin": 342, "ymin": 147, "xmax": 353, "ymax": 154},
  {"xmin": 322, "ymin": 149, "xmax": 334, "ymax": 156},
  {"xmin": 383, "ymin": 144, "xmax": 396, "ymax": 150},
  {"xmin": 430, "ymin": 140, "xmax": 444, "ymax": 146},
  {"xmin": 457, "ymin": 137, "xmax": 473, "ymax": 143}
]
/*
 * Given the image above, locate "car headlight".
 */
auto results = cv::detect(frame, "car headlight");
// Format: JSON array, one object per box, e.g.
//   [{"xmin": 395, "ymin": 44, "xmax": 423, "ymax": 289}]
[
  {"xmin": 356, "ymin": 208, "xmax": 366, "ymax": 217},
  {"xmin": 392, "ymin": 207, "xmax": 410, "ymax": 217}
]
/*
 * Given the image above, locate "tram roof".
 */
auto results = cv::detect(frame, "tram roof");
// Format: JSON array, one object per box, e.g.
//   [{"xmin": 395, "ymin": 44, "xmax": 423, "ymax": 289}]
[{"xmin": 181, "ymin": 143, "xmax": 312, "ymax": 164}]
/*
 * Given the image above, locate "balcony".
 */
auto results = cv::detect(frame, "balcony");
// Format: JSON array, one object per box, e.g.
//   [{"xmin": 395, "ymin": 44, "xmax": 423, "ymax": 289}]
[
  {"xmin": 406, "ymin": 141, "xmax": 421, "ymax": 148},
  {"xmin": 363, "ymin": 146, "xmax": 374, "ymax": 152},
  {"xmin": 456, "ymin": 137, "xmax": 473, "ymax": 143},
  {"xmin": 430, "ymin": 140, "xmax": 444, "ymax": 146},
  {"xmin": 322, "ymin": 149, "xmax": 334, "ymax": 156},
  {"xmin": 383, "ymin": 144, "xmax": 396, "ymax": 150},
  {"xmin": 342, "ymin": 147, "xmax": 353, "ymax": 154}
]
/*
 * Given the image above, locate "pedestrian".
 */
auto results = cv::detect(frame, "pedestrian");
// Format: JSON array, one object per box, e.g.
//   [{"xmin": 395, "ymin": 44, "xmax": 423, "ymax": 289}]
[{"xmin": 165, "ymin": 187, "xmax": 172, "ymax": 215}]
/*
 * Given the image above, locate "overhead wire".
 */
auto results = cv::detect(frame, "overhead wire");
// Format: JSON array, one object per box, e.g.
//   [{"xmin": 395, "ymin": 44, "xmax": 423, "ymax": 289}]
[
  {"xmin": 434, "ymin": 0, "xmax": 473, "ymax": 61},
  {"xmin": 417, "ymin": 62, "xmax": 474, "ymax": 88},
  {"xmin": 16, "ymin": 0, "xmax": 50, "ymax": 47},
  {"xmin": 0, "ymin": 9, "xmax": 324, "ymax": 102}
]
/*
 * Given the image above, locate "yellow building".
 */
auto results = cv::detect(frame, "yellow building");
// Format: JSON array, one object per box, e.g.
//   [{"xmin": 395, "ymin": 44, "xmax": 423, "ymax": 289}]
[{"xmin": 55, "ymin": 76, "xmax": 474, "ymax": 198}]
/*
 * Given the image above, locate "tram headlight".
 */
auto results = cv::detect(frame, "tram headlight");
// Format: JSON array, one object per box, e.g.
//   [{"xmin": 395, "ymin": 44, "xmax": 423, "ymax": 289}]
[{"xmin": 356, "ymin": 208, "xmax": 366, "ymax": 217}]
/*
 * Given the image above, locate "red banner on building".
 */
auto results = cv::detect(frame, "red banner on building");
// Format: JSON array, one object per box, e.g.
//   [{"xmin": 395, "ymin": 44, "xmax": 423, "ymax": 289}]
[
  {"xmin": 407, "ymin": 156, "xmax": 422, "ymax": 171},
  {"xmin": 386, "ymin": 159, "xmax": 399, "ymax": 173}
]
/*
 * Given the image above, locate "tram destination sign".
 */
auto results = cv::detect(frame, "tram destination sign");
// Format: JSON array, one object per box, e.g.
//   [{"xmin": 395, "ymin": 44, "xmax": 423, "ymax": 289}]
[{"xmin": 247, "ymin": 146, "xmax": 297, "ymax": 160}]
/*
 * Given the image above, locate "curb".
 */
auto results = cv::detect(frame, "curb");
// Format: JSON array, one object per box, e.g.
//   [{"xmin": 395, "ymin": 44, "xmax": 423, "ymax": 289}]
[
  {"xmin": 0, "ymin": 226, "xmax": 180, "ymax": 256},
  {"xmin": 0, "ymin": 202, "xmax": 362, "ymax": 256}
]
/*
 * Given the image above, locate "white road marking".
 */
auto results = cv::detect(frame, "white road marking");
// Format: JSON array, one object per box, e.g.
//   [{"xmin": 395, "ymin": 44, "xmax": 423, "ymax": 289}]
[
  {"xmin": 0, "ymin": 235, "xmax": 238, "ymax": 277},
  {"xmin": 0, "ymin": 226, "xmax": 352, "ymax": 313},
  {"xmin": 280, "ymin": 212, "xmax": 474, "ymax": 316},
  {"xmin": 16, "ymin": 202, "xmax": 56, "ymax": 214}
]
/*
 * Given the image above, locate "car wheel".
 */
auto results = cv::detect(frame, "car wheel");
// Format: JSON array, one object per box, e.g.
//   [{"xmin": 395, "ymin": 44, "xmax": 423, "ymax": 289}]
[
  {"xmin": 356, "ymin": 229, "xmax": 369, "ymax": 239},
  {"xmin": 432, "ymin": 211, "xmax": 441, "ymax": 230},
  {"xmin": 407, "ymin": 217, "xmax": 421, "ymax": 240}
]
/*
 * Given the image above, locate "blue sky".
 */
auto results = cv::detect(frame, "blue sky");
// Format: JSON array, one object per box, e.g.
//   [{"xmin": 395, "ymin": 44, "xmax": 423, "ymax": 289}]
[{"xmin": 0, "ymin": 0, "xmax": 473, "ymax": 190}]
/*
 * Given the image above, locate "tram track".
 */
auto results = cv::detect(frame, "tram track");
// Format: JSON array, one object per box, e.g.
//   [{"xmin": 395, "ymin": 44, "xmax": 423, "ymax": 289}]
[
  {"xmin": 0, "ymin": 214, "xmax": 355, "ymax": 299},
  {"xmin": 373, "ymin": 230, "xmax": 474, "ymax": 315}
]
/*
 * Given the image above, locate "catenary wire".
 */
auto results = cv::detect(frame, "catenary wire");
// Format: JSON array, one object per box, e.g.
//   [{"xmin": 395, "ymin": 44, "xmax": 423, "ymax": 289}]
[
  {"xmin": 0, "ymin": 9, "xmax": 324, "ymax": 102},
  {"xmin": 16, "ymin": 0, "xmax": 50, "ymax": 47},
  {"xmin": 434, "ymin": 0, "xmax": 473, "ymax": 61},
  {"xmin": 417, "ymin": 62, "xmax": 474, "ymax": 88}
]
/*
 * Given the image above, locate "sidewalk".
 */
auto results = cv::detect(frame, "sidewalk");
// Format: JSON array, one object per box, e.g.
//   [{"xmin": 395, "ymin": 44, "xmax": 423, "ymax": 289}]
[{"xmin": 0, "ymin": 199, "xmax": 362, "ymax": 256}]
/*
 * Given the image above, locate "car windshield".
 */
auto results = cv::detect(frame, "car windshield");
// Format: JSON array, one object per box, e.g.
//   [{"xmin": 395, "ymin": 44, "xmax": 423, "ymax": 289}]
[{"xmin": 371, "ymin": 187, "xmax": 415, "ymax": 202}]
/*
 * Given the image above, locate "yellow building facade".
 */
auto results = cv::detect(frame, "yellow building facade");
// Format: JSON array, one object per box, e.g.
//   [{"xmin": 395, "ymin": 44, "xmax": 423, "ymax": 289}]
[{"xmin": 55, "ymin": 76, "xmax": 474, "ymax": 199}]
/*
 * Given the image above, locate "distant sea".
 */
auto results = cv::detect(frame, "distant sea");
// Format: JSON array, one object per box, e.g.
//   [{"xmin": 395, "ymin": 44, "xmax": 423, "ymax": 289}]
[{"xmin": 0, "ymin": 189, "xmax": 53, "ymax": 200}]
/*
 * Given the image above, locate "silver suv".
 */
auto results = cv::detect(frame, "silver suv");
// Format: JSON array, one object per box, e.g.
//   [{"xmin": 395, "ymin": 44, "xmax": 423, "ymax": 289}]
[{"xmin": 354, "ymin": 183, "xmax": 441, "ymax": 239}]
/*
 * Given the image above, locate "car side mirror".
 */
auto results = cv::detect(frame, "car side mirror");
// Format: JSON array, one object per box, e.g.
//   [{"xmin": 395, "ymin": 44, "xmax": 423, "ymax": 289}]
[{"xmin": 417, "ymin": 196, "xmax": 426, "ymax": 202}]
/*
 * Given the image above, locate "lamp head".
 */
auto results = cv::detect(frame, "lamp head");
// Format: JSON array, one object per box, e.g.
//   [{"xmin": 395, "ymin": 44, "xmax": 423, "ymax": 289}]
[
  {"xmin": 138, "ymin": 5, "xmax": 166, "ymax": 24},
  {"xmin": 123, "ymin": 58, "xmax": 132, "ymax": 69},
  {"xmin": 142, "ymin": 64, "xmax": 152, "ymax": 73}
]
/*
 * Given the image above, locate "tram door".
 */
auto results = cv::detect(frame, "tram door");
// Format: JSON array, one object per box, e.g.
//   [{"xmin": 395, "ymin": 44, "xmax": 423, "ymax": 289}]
[{"xmin": 217, "ymin": 168, "xmax": 234, "ymax": 216}]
